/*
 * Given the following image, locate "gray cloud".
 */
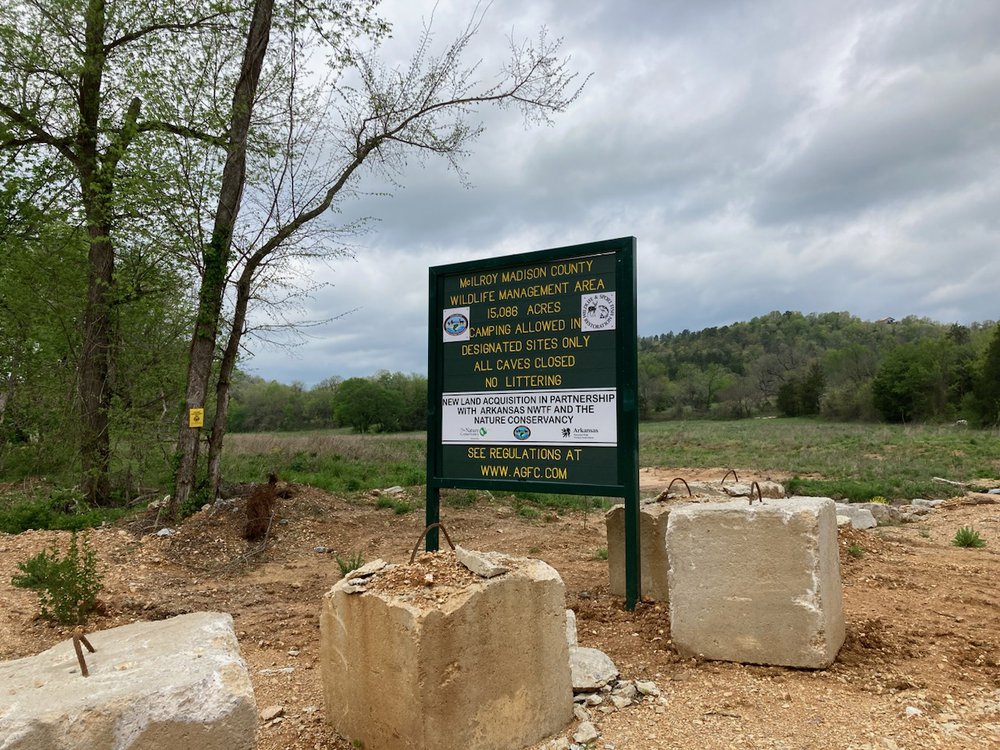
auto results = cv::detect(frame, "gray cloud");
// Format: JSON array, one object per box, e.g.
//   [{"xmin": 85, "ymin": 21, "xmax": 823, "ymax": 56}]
[{"xmin": 243, "ymin": 0, "xmax": 1000, "ymax": 386}]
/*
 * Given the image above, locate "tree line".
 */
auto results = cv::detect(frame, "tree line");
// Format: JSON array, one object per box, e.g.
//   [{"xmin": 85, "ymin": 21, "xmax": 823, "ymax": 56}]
[
  {"xmin": 638, "ymin": 311, "xmax": 1000, "ymax": 425},
  {"xmin": 0, "ymin": 0, "xmax": 584, "ymax": 508},
  {"xmin": 223, "ymin": 312, "xmax": 1000, "ymax": 434},
  {"xmin": 228, "ymin": 371, "xmax": 427, "ymax": 433}
]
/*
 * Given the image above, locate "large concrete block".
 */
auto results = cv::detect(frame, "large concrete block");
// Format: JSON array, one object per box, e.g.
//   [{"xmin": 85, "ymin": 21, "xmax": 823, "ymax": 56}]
[
  {"xmin": 605, "ymin": 503, "xmax": 671, "ymax": 601},
  {"xmin": 320, "ymin": 552, "xmax": 573, "ymax": 750},
  {"xmin": 666, "ymin": 497, "xmax": 845, "ymax": 668},
  {"xmin": 0, "ymin": 612, "xmax": 256, "ymax": 749}
]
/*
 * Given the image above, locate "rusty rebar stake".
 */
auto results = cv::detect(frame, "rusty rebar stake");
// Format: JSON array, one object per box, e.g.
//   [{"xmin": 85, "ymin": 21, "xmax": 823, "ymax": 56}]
[
  {"xmin": 748, "ymin": 481, "xmax": 764, "ymax": 506},
  {"xmin": 721, "ymin": 469, "xmax": 739, "ymax": 486},
  {"xmin": 72, "ymin": 632, "xmax": 96, "ymax": 677},
  {"xmin": 666, "ymin": 477, "xmax": 693, "ymax": 497},
  {"xmin": 410, "ymin": 522, "xmax": 456, "ymax": 564}
]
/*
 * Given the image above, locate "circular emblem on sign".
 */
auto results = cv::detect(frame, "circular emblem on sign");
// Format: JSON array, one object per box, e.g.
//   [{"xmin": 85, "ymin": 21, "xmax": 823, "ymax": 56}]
[
  {"xmin": 513, "ymin": 425, "xmax": 531, "ymax": 440},
  {"xmin": 443, "ymin": 312, "xmax": 469, "ymax": 337},
  {"xmin": 582, "ymin": 293, "xmax": 616, "ymax": 330}
]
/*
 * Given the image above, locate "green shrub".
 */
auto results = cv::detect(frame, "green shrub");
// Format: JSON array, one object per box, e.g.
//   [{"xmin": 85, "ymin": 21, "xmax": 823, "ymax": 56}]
[
  {"xmin": 868, "ymin": 495, "xmax": 888, "ymax": 505},
  {"xmin": 594, "ymin": 546, "xmax": 609, "ymax": 561},
  {"xmin": 335, "ymin": 551, "xmax": 366, "ymax": 577},
  {"xmin": 847, "ymin": 543, "xmax": 864, "ymax": 558},
  {"xmin": 952, "ymin": 527, "xmax": 986, "ymax": 548},
  {"xmin": 11, "ymin": 532, "xmax": 103, "ymax": 624}
]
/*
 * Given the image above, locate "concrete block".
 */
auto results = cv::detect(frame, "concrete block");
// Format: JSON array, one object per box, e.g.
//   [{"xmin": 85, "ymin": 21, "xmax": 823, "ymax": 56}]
[
  {"xmin": 0, "ymin": 612, "xmax": 256, "ymax": 750},
  {"xmin": 666, "ymin": 497, "xmax": 845, "ymax": 668},
  {"xmin": 605, "ymin": 503, "xmax": 671, "ymax": 601},
  {"xmin": 320, "ymin": 552, "xmax": 573, "ymax": 750}
]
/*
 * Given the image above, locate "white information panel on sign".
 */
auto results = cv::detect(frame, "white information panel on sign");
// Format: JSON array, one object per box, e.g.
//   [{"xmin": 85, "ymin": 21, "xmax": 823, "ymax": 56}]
[{"xmin": 441, "ymin": 388, "xmax": 617, "ymax": 446}]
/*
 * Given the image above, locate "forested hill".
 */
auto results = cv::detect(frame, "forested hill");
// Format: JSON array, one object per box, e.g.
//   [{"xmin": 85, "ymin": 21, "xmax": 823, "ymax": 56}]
[
  {"xmin": 223, "ymin": 310, "xmax": 1000, "ymax": 433},
  {"xmin": 637, "ymin": 310, "xmax": 1000, "ymax": 424}
]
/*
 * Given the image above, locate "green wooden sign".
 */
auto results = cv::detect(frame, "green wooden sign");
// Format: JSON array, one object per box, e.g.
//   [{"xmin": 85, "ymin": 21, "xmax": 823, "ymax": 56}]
[{"xmin": 426, "ymin": 237, "xmax": 641, "ymax": 608}]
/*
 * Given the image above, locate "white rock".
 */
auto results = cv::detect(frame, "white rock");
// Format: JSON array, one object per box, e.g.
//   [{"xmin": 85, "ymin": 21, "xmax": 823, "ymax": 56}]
[
  {"xmin": 635, "ymin": 680, "xmax": 660, "ymax": 696},
  {"xmin": 565, "ymin": 609, "xmax": 578, "ymax": 648},
  {"xmin": 834, "ymin": 503, "xmax": 877, "ymax": 530},
  {"xmin": 609, "ymin": 694, "xmax": 632, "ymax": 709},
  {"xmin": 260, "ymin": 705, "xmax": 285, "ymax": 721},
  {"xmin": 570, "ymin": 647, "xmax": 619, "ymax": 691},
  {"xmin": 455, "ymin": 546, "xmax": 509, "ymax": 578},
  {"xmin": 573, "ymin": 721, "xmax": 600, "ymax": 744}
]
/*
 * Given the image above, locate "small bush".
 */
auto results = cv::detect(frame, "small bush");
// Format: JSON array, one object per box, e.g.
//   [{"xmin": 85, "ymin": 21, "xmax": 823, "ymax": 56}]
[
  {"xmin": 952, "ymin": 527, "xmax": 986, "ymax": 548},
  {"xmin": 336, "ymin": 551, "xmax": 366, "ymax": 577},
  {"xmin": 847, "ymin": 543, "xmax": 864, "ymax": 558},
  {"xmin": 375, "ymin": 496, "xmax": 395, "ymax": 510},
  {"xmin": 392, "ymin": 500, "xmax": 413, "ymax": 515},
  {"xmin": 11, "ymin": 532, "xmax": 103, "ymax": 624},
  {"xmin": 868, "ymin": 495, "xmax": 889, "ymax": 505},
  {"xmin": 594, "ymin": 546, "xmax": 609, "ymax": 561}
]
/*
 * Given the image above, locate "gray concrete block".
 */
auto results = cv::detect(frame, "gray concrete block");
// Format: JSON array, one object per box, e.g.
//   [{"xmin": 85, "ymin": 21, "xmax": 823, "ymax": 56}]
[
  {"xmin": 605, "ymin": 503, "xmax": 671, "ymax": 601},
  {"xmin": 666, "ymin": 497, "xmax": 845, "ymax": 668},
  {"xmin": 320, "ymin": 553, "xmax": 573, "ymax": 750},
  {"xmin": 0, "ymin": 612, "xmax": 256, "ymax": 750}
]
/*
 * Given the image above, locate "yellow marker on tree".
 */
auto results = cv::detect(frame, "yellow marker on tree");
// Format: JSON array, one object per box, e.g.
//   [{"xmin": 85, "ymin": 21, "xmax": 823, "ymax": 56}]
[{"xmin": 188, "ymin": 408, "xmax": 205, "ymax": 428}]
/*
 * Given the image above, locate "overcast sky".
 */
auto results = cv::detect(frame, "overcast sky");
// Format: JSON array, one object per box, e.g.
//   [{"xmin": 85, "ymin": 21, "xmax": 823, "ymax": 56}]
[{"xmin": 244, "ymin": 0, "xmax": 1000, "ymax": 386}]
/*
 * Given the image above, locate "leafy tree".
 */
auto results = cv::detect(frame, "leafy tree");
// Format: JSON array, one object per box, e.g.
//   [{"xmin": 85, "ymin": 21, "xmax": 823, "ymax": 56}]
[
  {"xmin": 637, "ymin": 352, "xmax": 670, "ymax": 419},
  {"xmin": 0, "ymin": 0, "xmax": 245, "ymax": 503},
  {"xmin": 172, "ymin": 3, "xmax": 587, "ymax": 509},
  {"xmin": 972, "ymin": 324, "xmax": 1000, "ymax": 426},
  {"xmin": 333, "ymin": 377, "xmax": 403, "ymax": 433},
  {"xmin": 776, "ymin": 362, "xmax": 825, "ymax": 417}
]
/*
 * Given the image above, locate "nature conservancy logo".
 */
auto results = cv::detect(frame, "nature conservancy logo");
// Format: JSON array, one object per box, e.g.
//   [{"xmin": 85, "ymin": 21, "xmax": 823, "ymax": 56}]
[
  {"xmin": 513, "ymin": 425, "xmax": 531, "ymax": 440},
  {"xmin": 581, "ymin": 292, "xmax": 616, "ymax": 332}
]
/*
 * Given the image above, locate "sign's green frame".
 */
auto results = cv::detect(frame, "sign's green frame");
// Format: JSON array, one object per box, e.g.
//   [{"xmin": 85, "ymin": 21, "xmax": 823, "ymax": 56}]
[{"xmin": 425, "ymin": 237, "xmax": 641, "ymax": 608}]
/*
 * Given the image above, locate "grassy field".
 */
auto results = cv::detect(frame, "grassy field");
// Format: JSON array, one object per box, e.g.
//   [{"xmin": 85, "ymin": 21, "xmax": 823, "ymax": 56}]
[
  {"xmin": 2, "ymin": 420, "xmax": 996, "ymax": 532},
  {"xmin": 222, "ymin": 419, "xmax": 999, "ymax": 503},
  {"xmin": 638, "ymin": 419, "xmax": 999, "ymax": 501}
]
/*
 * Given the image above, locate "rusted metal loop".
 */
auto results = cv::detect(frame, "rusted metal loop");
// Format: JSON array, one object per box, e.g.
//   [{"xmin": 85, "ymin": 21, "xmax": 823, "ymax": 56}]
[
  {"xmin": 72, "ymin": 633, "xmax": 96, "ymax": 678},
  {"xmin": 666, "ymin": 477, "xmax": 693, "ymax": 497},
  {"xmin": 748, "ymin": 481, "xmax": 763, "ymax": 506},
  {"xmin": 409, "ymin": 522, "xmax": 457, "ymax": 564},
  {"xmin": 721, "ymin": 469, "xmax": 739, "ymax": 486}
]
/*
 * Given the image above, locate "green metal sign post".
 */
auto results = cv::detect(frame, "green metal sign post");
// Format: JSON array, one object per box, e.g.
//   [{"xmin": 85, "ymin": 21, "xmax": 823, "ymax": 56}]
[{"xmin": 425, "ymin": 237, "xmax": 641, "ymax": 609}]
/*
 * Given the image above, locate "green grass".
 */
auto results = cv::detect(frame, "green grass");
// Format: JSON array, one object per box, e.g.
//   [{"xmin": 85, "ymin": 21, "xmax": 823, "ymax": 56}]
[
  {"xmin": 221, "ymin": 432, "xmax": 426, "ymax": 493},
  {"xmin": 640, "ymin": 419, "xmax": 999, "ymax": 501},
  {"xmin": 952, "ymin": 526, "xmax": 987, "ymax": 548},
  {"xmin": 0, "ymin": 485, "xmax": 131, "ymax": 534},
  {"xmin": 3, "ymin": 420, "xmax": 997, "ymax": 530}
]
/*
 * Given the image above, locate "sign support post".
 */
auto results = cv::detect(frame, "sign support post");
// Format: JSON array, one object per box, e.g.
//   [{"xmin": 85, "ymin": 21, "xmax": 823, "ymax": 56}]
[{"xmin": 426, "ymin": 237, "xmax": 641, "ymax": 609}]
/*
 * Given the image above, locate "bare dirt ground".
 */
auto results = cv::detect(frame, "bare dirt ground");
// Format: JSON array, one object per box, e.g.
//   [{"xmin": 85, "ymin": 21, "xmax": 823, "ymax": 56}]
[{"xmin": 1, "ymin": 468, "xmax": 998, "ymax": 750}]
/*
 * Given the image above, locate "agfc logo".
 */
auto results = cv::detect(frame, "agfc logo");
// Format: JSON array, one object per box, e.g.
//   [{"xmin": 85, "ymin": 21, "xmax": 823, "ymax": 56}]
[{"xmin": 441, "ymin": 306, "xmax": 471, "ymax": 341}]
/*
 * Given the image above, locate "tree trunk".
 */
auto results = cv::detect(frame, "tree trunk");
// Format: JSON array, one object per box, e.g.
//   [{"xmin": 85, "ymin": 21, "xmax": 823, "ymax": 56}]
[
  {"xmin": 77, "ymin": 0, "xmax": 113, "ymax": 505},
  {"xmin": 172, "ymin": 0, "xmax": 274, "ymax": 514},
  {"xmin": 206, "ymin": 272, "xmax": 251, "ymax": 499},
  {"xmin": 79, "ymin": 223, "xmax": 114, "ymax": 503}
]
